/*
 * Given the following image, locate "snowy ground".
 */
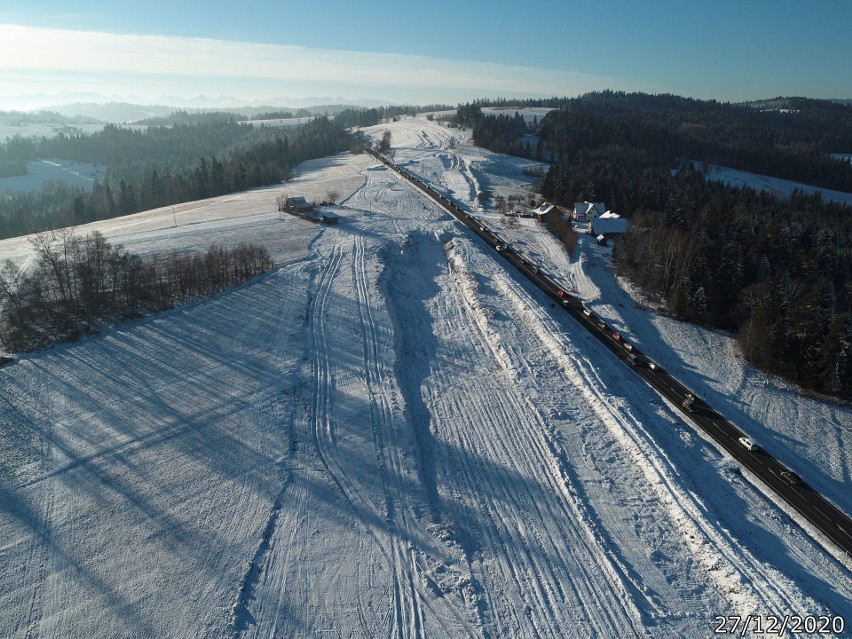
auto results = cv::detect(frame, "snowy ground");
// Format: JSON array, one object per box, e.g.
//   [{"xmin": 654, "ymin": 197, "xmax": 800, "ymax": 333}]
[
  {"xmin": 0, "ymin": 159, "xmax": 108, "ymax": 194},
  {"xmin": 693, "ymin": 161, "xmax": 852, "ymax": 206},
  {"xmin": 0, "ymin": 123, "xmax": 106, "ymax": 142},
  {"xmin": 0, "ymin": 117, "xmax": 849, "ymax": 638},
  {"xmin": 481, "ymin": 107, "xmax": 554, "ymax": 124}
]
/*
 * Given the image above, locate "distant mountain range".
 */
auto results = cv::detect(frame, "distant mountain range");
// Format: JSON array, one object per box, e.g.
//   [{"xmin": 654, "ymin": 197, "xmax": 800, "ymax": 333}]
[
  {"xmin": 0, "ymin": 93, "xmax": 396, "ymax": 122},
  {"xmin": 1, "ymin": 92, "xmax": 849, "ymax": 126}
]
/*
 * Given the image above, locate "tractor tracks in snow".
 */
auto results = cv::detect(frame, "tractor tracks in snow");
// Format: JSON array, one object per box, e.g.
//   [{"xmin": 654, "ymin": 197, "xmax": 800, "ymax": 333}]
[
  {"xmin": 298, "ymin": 231, "xmax": 483, "ymax": 638},
  {"xmin": 351, "ymin": 234, "xmax": 426, "ymax": 638},
  {"xmin": 443, "ymin": 239, "xmax": 645, "ymax": 638},
  {"xmin": 482, "ymin": 247, "xmax": 822, "ymax": 624}
]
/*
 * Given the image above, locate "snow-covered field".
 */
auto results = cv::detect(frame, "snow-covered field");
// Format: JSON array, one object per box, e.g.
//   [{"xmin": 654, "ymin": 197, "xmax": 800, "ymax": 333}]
[
  {"xmin": 0, "ymin": 117, "xmax": 849, "ymax": 638},
  {"xmin": 0, "ymin": 123, "xmax": 106, "ymax": 142},
  {"xmin": 694, "ymin": 161, "xmax": 852, "ymax": 206},
  {"xmin": 481, "ymin": 107, "xmax": 554, "ymax": 124},
  {"xmin": 0, "ymin": 159, "xmax": 107, "ymax": 194}
]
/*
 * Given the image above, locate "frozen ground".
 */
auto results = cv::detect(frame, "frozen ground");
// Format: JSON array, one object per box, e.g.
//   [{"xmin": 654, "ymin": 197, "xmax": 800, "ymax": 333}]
[
  {"xmin": 0, "ymin": 123, "xmax": 106, "ymax": 142},
  {"xmin": 0, "ymin": 159, "xmax": 107, "ymax": 194},
  {"xmin": 0, "ymin": 117, "xmax": 849, "ymax": 638},
  {"xmin": 481, "ymin": 107, "xmax": 554, "ymax": 124},
  {"xmin": 693, "ymin": 161, "xmax": 852, "ymax": 206}
]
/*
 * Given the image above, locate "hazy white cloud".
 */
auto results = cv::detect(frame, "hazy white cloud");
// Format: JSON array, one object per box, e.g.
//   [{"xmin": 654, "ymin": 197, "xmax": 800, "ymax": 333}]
[{"xmin": 0, "ymin": 23, "xmax": 646, "ymax": 105}]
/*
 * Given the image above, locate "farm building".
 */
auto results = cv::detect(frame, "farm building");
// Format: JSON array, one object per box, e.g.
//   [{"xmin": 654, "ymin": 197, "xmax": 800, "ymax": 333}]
[
  {"xmin": 300, "ymin": 209, "xmax": 340, "ymax": 225},
  {"xmin": 285, "ymin": 196, "xmax": 314, "ymax": 213},
  {"xmin": 535, "ymin": 201, "xmax": 559, "ymax": 221},
  {"xmin": 590, "ymin": 211, "xmax": 628, "ymax": 237}
]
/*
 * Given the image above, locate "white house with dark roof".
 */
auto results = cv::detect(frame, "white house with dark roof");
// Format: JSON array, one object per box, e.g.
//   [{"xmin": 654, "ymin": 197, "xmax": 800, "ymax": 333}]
[{"xmin": 573, "ymin": 201, "xmax": 606, "ymax": 222}]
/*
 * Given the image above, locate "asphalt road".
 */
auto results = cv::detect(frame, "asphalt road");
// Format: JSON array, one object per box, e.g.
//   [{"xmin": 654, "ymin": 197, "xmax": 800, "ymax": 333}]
[{"xmin": 371, "ymin": 148, "xmax": 852, "ymax": 559}]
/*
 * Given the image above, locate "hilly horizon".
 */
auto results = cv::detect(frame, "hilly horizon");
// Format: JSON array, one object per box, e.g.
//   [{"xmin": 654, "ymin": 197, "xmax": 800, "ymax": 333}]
[
  {"xmin": 2, "ymin": 91, "xmax": 852, "ymax": 126},
  {"xmin": 1, "ymin": 115, "xmax": 849, "ymax": 637},
  {"xmin": 1, "ymin": 3, "xmax": 850, "ymax": 637}
]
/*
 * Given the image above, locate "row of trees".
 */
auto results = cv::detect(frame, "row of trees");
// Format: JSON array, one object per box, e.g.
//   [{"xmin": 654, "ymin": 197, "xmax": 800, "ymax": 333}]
[
  {"xmin": 332, "ymin": 104, "xmax": 452, "ymax": 130},
  {"xmin": 0, "ymin": 230, "xmax": 273, "ymax": 351},
  {"xmin": 0, "ymin": 117, "xmax": 349, "ymax": 239}
]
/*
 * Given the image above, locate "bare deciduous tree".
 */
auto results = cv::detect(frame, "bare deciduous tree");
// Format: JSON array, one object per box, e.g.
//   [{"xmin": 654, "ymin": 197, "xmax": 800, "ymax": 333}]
[{"xmin": 0, "ymin": 232, "xmax": 274, "ymax": 352}]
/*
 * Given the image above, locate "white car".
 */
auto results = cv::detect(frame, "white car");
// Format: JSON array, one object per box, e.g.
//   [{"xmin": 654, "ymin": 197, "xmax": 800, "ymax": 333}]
[{"xmin": 738, "ymin": 436, "xmax": 759, "ymax": 451}]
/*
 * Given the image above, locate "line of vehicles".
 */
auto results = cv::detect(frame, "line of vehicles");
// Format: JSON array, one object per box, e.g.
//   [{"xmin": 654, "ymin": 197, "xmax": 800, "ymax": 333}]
[
  {"xmin": 370, "ymin": 149, "xmax": 656, "ymax": 370},
  {"xmin": 369, "ymin": 147, "xmax": 852, "ymax": 557}
]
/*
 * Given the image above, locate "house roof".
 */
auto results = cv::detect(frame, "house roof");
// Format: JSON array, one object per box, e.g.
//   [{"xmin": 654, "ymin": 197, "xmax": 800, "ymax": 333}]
[
  {"xmin": 574, "ymin": 201, "xmax": 606, "ymax": 217},
  {"xmin": 591, "ymin": 216, "xmax": 629, "ymax": 234},
  {"xmin": 287, "ymin": 196, "xmax": 313, "ymax": 210}
]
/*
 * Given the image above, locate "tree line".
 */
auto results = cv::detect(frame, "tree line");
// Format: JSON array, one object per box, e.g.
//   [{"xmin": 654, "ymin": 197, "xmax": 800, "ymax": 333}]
[
  {"xmin": 135, "ymin": 109, "xmax": 312, "ymax": 125},
  {"xmin": 0, "ymin": 117, "xmax": 349, "ymax": 240},
  {"xmin": 0, "ymin": 230, "xmax": 273, "ymax": 352},
  {"xmin": 537, "ymin": 92, "xmax": 852, "ymax": 193},
  {"xmin": 332, "ymin": 104, "xmax": 453, "ymax": 130},
  {"xmin": 460, "ymin": 91, "xmax": 852, "ymax": 192}
]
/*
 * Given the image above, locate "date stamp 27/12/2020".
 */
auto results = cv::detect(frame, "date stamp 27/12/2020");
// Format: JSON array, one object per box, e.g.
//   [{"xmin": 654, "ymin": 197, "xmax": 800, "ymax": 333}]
[{"xmin": 713, "ymin": 614, "xmax": 846, "ymax": 635}]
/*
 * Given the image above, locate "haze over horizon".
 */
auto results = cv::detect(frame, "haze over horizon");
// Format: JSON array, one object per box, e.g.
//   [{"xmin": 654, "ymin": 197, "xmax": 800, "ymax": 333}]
[{"xmin": 1, "ymin": 0, "xmax": 850, "ymax": 110}]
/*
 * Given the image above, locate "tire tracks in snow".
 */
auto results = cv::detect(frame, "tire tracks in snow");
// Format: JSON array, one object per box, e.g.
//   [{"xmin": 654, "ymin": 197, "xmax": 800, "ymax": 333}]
[
  {"xmin": 260, "ymin": 174, "xmax": 479, "ymax": 638},
  {"xmin": 482, "ymin": 245, "xmax": 825, "ymax": 624},
  {"xmin": 302, "ymin": 240, "xmax": 429, "ymax": 638},
  {"xmin": 442, "ymin": 239, "xmax": 644, "ymax": 638},
  {"xmin": 351, "ymin": 234, "xmax": 425, "ymax": 638},
  {"xmin": 228, "ymin": 267, "xmax": 306, "ymax": 637},
  {"xmin": 350, "ymin": 232, "xmax": 483, "ymax": 638}
]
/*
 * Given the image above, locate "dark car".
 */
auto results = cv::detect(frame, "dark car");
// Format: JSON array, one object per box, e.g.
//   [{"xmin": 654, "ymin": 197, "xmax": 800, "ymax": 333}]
[{"xmin": 780, "ymin": 470, "xmax": 801, "ymax": 485}]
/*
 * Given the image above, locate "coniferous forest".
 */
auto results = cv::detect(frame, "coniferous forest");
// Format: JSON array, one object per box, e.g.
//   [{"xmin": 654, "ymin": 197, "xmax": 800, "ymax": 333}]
[
  {"xmin": 460, "ymin": 92, "xmax": 852, "ymax": 397},
  {"xmin": 0, "ymin": 113, "xmax": 346, "ymax": 352},
  {"xmin": 0, "ymin": 116, "xmax": 349, "ymax": 239}
]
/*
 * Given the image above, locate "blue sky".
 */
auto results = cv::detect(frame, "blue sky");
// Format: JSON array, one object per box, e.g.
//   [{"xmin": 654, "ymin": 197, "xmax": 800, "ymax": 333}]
[{"xmin": 1, "ymin": 0, "xmax": 850, "ymax": 109}]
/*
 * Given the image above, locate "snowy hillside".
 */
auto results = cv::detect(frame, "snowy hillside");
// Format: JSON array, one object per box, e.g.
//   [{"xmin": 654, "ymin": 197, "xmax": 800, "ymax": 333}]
[
  {"xmin": 694, "ymin": 160, "xmax": 852, "ymax": 206},
  {"xmin": 0, "ymin": 116, "xmax": 849, "ymax": 638}
]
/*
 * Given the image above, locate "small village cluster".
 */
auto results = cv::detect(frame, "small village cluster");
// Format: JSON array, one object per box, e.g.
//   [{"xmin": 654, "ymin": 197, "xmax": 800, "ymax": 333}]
[{"xmin": 528, "ymin": 199, "xmax": 628, "ymax": 245}]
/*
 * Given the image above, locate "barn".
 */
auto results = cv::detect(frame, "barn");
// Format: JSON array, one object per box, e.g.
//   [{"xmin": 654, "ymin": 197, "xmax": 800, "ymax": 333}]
[
  {"xmin": 590, "ymin": 211, "xmax": 629, "ymax": 237},
  {"xmin": 285, "ymin": 196, "xmax": 314, "ymax": 213}
]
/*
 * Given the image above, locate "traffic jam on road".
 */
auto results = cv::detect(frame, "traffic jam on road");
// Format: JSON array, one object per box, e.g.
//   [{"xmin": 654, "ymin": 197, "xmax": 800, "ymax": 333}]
[{"xmin": 370, "ymin": 148, "xmax": 852, "ymax": 559}]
